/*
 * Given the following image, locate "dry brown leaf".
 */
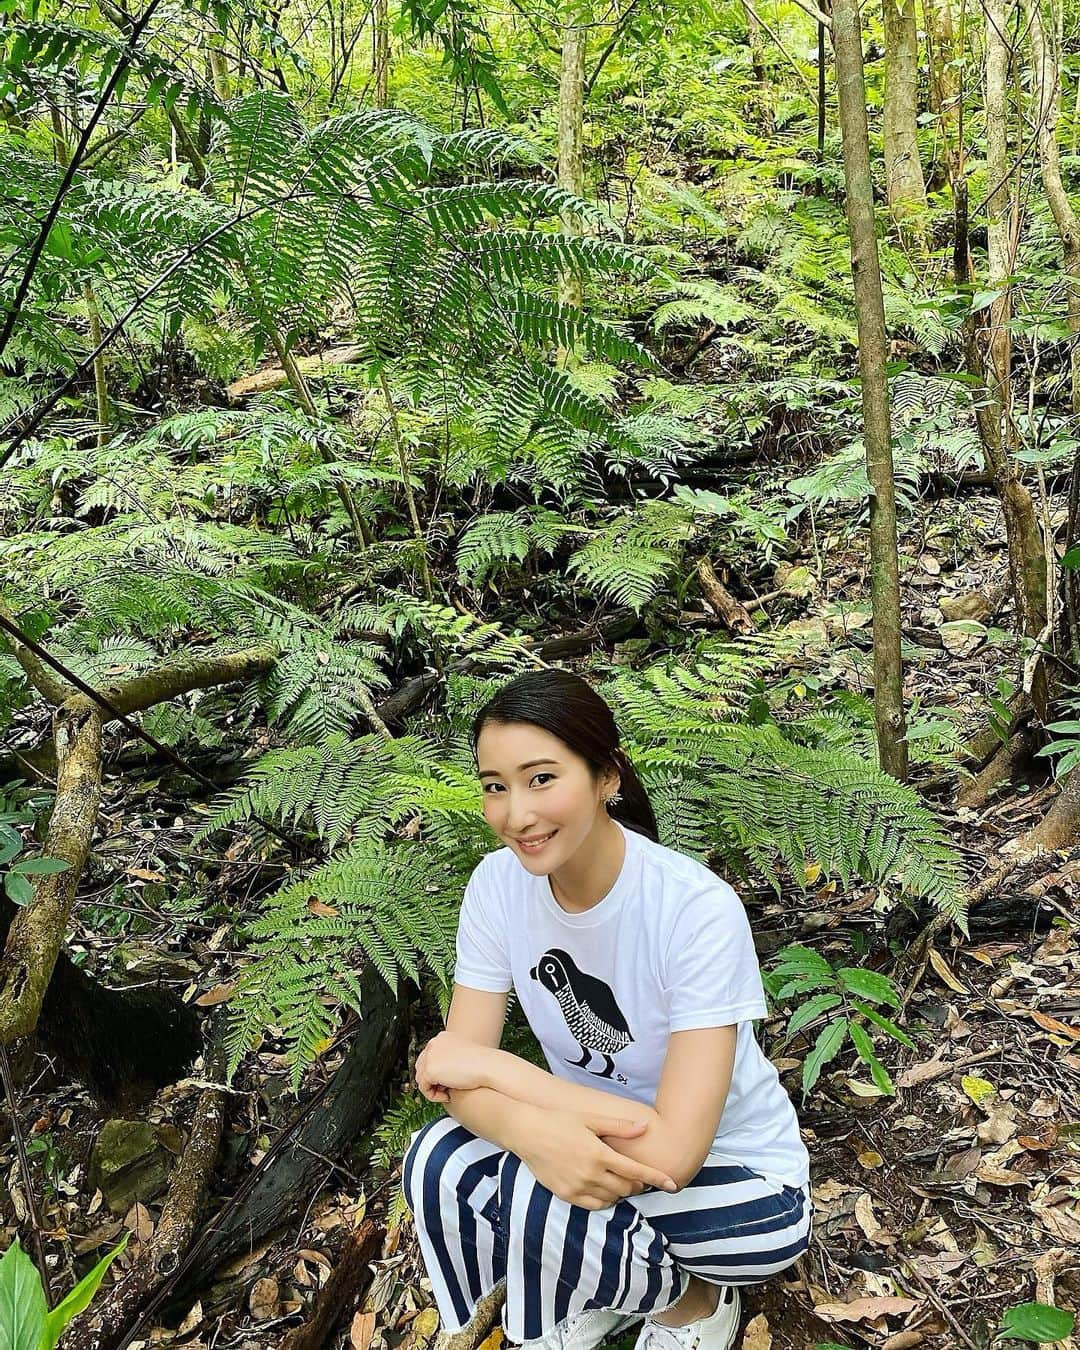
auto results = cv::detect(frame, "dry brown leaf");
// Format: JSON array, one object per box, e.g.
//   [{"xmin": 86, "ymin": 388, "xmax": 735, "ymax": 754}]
[
  {"xmin": 1030, "ymin": 1011, "xmax": 1080, "ymax": 1041},
  {"xmin": 476, "ymin": 1329, "xmax": 504, "ymax": 1350},
  {"xmin": 193, "ymin": 982, "xmax": 236, "ymax": 1007},
  {"xmin": 973, "ymin": 1163, "xmax": 1030, "ymax": 1187},
  {"xmin": 126, "ymin": 867, "xmax": 167, "ymax": 882},
  {"xmin": 177, "ymin": 1301, "xmax": 203, "ymax": 1336},
  {"xmin": 854, "ymin": 1192, "xmax": 893, "ymax": 1245},
  {"xmin": 1032, "ymin": 1200, "xmax": 1080, "ymax": 1245},
  {"xmin": 307, "ymin": 897, "xmax": 340, "ymax": 916},
  {"xmin": 815, "ymin": 1296, "xmax": 920, "ymax": 1323},
  {"xmin": 928, "ymin": 950, "xmax": 967, "ymax": 993},
  {"xmin": 1019, "ymin": 1128, "xmax": 1059, "ymax": 1151},
  {"xmin": 351, "ymin": 1310, "xmax": 377, "ymax": 1350},
  {"xmin": 742, "ymin": 1312, "xmax": 772, "ymax": 1348},
  {"xmin": 123, "ymin": 1201, "xmax": 154, "ymax": 1243},
  {"xmin": 882, "ymin": 1332, "xmax": 925, "ymax": 1348},
  {"xmin": 248, "ymin": 1276, "xmax": 280, "ymax": 1322},
  {"xmin": 857, "ymin": 1149, "xmax": 884, "ymax": 1169}
]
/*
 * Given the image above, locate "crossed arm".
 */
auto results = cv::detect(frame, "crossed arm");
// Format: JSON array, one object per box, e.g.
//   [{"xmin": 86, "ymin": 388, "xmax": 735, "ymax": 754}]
[{"xmin": 417, "ymin": 983, "xmax": 737, "ymax": 1196}]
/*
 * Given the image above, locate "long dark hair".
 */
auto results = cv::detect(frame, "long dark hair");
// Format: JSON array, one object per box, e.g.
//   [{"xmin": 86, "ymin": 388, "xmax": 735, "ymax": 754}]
[{"xmin": 470, "ymin": 669, "xmax": 660, "ymax": 842}]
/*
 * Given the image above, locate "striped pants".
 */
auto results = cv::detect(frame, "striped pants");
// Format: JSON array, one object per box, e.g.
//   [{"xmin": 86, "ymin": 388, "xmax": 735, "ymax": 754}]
[{"xmin": 402, "ymin": 1116, "xmax": 811, "ymax": 1343}]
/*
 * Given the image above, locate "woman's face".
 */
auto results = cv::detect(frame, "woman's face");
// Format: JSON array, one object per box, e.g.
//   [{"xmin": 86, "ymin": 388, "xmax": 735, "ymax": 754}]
[{"xmin": 476, "ymin": 720, "xmax": 618, "ymax": 874}]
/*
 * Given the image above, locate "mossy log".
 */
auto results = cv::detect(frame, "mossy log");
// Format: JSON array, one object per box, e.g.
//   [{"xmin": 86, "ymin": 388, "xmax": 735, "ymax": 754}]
[{"xmin": 0, "ymin": 639, "xmax": 277, "ymax": 1048}]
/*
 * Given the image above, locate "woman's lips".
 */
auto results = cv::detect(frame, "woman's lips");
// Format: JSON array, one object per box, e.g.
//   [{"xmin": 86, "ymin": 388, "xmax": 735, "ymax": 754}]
[{"xmin": 517, "ymin": 830, "xmax": 557, "ymax": 853}]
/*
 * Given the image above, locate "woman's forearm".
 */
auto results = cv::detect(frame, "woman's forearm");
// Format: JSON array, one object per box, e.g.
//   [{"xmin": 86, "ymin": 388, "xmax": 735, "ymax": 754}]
[
  {"xmin": 479, "ymin": 1046, "xmax": 656, "ymax": 1121},
  {"xmin": 443, "ymin": 1082, "xmax": 540, "ymax": 1158},
  {"xmin": 475, "ymin": 1046, "xmax": 699, "ymax": 1184}
]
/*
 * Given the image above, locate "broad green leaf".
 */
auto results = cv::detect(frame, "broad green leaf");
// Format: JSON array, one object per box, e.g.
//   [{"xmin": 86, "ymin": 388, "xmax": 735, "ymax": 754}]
[
  {"xmin": 786, "ymin": 993, "xmax": 843, "ymax": 1038},
  {"xmin": 5, "ymin": 873, "xmax": 32, "ymax": 906},
  {"xmin": 9, "ymin": 857, "xmax": 70, "ymax": 877},
  {"xmin": 0, "ymin": 830, "xmax": 22, "ymax": 866},
  {"xmin": 39, "ymin": 1233, "xmax": 129, "ymax": 1350},
  {"xmin": 1061, "ymin": 547, "xmax": 1080, "ymax": 569},
  {"xmin": 836, "ymin": 966, "xmax": 900, "ymax": 1008},
  {"xmin": 0, "ymin": 1239, "xmax": 47, "ymax": 1350},
  {"xmin": 998, "ymin": 1301, "xmax": 1076, "ymax": 1343},
  {"xmin": 43, "ymin": 222, "xmax": 75, "ymax": 262},
  {"xmin": 802, "ymin": 1017, "xmax": 849, "ymax": 1095},
  {"xmin": 850, "ymin": 1001, "xmax": 915, "ymax": 1049},
  {"xmin": 848, "ymin": 1020, "xmax": 894, "ymax": 1094}
]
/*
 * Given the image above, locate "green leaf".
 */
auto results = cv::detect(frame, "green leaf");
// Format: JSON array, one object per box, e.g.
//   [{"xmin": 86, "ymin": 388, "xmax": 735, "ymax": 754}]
[
  {"xmin": 802, "ymin": 1017, "xmax": 849, "ymax": 1095},
  {"xmin": 5, "ymin": 872, "xmax": 32, "ymax": 906},
  {"xmin": 9, "ymin": 857, "xmax": 70, "ymax": 877},
  {"xmin": 772, "ymin": 944, "xmax": 834, "ymax": 976},
  {"xmin": 998, "ymin": 1302, "xmax": 1076, "ymax": 1343},
  {"xmin": 1061, "ymin": 547, "xmax": 1080, "ymax": 569},
  {"xmin": 0, "ymin": 1239, "xmax": 47, "ymax": 1350},
  {"xmin": 778, "ymin": 973, "xmax": 836, "ymax": 999},
  {"xmin": 848, "ymin": 1019, "xmax": 894, "ymax": 1094},
  {"xmin": 0, "ymin": 829, "xmax": 22, "ymax": 866},
  {"xmin": 837, "ymin": 966, "xmax": 901, "ymax": 1008},
  {"xmin": 39, "ymin": 1234, "xmax": 129, "ymax": 1350},
  {"xmin": 785, "ymin": 993, "xmax": 843, "ymax": 1038},
  {"xmin": 850, "ymin": 1001, "xmax": 915, "ymax": 1049},
  {"xmin": 43, "ymin": 222, "xmax": 75, "ymax": 262}
]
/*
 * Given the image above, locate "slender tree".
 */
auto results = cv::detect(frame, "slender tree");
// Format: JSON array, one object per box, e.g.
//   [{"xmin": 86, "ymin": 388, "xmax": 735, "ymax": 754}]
[
  {"xmin": 881, "ymin": 0, "xmax": 927, "ymax": 216},
  {"xmin": 829, "ymin": 0, "xmax": 909, "ymax": 779},
  {"xmin": 557, "ymin": 7, "xmax": 586, "ymax": 309}
]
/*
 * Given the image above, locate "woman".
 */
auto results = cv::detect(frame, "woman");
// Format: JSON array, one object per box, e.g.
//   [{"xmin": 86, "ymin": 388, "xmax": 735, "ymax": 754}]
[{"xmin": 402, "ymin": 670, "xmax": 810, "ymax": 1350}]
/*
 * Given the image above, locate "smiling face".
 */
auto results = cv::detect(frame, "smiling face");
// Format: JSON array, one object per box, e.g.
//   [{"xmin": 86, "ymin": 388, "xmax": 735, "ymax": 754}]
[{"xmin": 476, "ymin": 720, "xmax": 619, "ymax": 875}]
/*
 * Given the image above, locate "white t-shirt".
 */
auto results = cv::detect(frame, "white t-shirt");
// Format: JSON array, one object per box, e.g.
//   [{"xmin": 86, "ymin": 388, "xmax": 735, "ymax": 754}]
[{"xmin": 454, "ymin": 819, "xmax": 810, "ymax": 1189}]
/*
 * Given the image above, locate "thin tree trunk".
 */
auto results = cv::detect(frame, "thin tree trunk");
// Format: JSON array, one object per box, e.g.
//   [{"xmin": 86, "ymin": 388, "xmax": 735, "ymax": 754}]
[
  {"xmin": 557, "ymin": 18, "xmax": 586, "ymax": 310},
  {"xmin": 831, "ymin": 0, "xmax": 909, "ymax": 779},
  {"xmin": 882, "ymin": 0, "xmax": 927, "ymax": 217},
  {"xmin": 923, "ymin": 0, "xmax": 960, "ymax": 178},
  {"xmin": 374, "ymin": 0, "xmax": 390, "ymax": 106}
]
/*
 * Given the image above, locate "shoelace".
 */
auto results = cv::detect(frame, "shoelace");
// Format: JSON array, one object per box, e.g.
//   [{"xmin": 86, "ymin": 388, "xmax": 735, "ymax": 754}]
[{"xmin": 639, "ymin": 1318, "xmax": 702, "ymax": 1350}]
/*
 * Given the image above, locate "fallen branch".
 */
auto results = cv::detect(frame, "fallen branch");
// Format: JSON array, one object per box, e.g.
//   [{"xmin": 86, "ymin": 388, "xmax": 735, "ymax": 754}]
[
  {"xmin": 696, "ymin": 558, "xmax": 754, "ymax": 634},
  {"xmin": 65, "ymin": 1017, "xmax": 230, "ymax": 1350},
  {"xmin": 225, "ymin": 345, "xmax": 364, "ymax": 401},
  {"xmin": 0, "ymin": 642, "xmax": 277, "ymax": 1047}
]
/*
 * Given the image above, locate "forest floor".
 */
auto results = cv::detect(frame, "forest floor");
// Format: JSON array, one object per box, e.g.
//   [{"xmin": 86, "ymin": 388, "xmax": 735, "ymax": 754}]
[{"xmin": 2, "ymin": 475, "xmax": 1079, "ymax": 1350}]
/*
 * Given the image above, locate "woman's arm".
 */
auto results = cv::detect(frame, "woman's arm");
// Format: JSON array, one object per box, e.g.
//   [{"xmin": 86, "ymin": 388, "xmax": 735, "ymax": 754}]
[{"xmin": 421, "ymin": 1026, "xmax": 737, "ymax": 1188}]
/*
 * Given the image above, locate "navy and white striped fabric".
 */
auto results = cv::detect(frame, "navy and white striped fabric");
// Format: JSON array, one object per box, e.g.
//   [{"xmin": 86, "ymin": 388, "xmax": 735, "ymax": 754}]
[{"xmin": 402, "ymin": 1116, "xmax": 811, "ymax": 1343}]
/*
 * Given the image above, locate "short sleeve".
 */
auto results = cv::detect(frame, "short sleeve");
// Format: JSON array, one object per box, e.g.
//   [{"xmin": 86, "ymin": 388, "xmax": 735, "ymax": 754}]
[
  {"xmin": 662, "ymin": 882, "xmax": 767, "ymax": 1032},
  {"xmin": 453, "ymin": 860, "xmax": 513, "ymax": 993}
]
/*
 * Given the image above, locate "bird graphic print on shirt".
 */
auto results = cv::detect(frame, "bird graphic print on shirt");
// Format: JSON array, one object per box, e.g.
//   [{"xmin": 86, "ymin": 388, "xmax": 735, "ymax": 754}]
[{"xmin": 529, "ymin": 948, "xmax": 634, "ymax": 1079}]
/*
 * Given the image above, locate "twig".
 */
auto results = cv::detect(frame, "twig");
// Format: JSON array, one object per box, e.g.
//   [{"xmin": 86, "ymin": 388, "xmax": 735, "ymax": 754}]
[
  {"xmin": 900, "ymin": 1261, "xmax": 980, "ymax": 1350},
  {"xmin": 0, "ymin": 1041, "xmax": 54, "ymax": 1305}
]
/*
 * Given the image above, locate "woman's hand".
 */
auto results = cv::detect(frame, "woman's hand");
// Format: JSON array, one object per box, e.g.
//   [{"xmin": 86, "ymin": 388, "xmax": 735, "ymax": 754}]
[
  {"xmin": 415, "ymin": 1030, "xmax": 492, "ymax": 1103},
  {"xmin": 520, "ymin": 1108, "xmax": 679, "ymax": 1210}
]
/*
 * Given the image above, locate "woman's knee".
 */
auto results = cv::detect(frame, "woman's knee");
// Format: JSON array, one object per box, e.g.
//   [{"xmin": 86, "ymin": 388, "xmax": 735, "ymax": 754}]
[{"xmin": 402, "ymin": 1115, "xmax": 458, "ymax": 1216}]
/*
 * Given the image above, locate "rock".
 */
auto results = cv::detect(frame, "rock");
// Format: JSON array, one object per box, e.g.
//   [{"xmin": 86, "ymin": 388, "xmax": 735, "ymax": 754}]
[
  {"xmin": 940, "ymin": 589, "xmax": 993, "ymax": 622},
  {"xmin": 89, "ymin": 1119, "xmax": 170, "ymax": 1214},
  {"xmin": 783, "ymin": 617, "xmax": 828, "ymax": 652},
  {"xmin": 612, "ymin": 638, "xmax": 652, "ymax": 666},
  {"xmin": 939, "ymin": 620, "xmax": 986, "ymax": 657}
]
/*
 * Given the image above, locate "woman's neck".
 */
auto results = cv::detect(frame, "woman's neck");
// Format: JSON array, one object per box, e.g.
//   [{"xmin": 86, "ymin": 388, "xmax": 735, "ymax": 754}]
[{"xmin": 548, "ymin": 815, "xmax": 626, "ymax": 913}]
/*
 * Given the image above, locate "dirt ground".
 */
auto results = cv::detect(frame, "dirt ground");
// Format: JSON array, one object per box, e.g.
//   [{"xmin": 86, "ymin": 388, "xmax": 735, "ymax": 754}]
[{"xmin": 1, "ymin": 486, "xmax": 1078, "ymax": 1350}]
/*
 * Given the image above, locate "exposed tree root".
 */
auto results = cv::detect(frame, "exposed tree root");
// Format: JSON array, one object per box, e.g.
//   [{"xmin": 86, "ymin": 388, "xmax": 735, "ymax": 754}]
[
  {"xmin": 281, "ymin": 1219, "xmax": 385, "ymax": 1350},
  {"xmin": 65, "ymin": 1019, "xmax": 229, "ymax": 1350},
  {"xmin": 955, "ymin": 719, "xmax": 1042, "ymax": 810}
]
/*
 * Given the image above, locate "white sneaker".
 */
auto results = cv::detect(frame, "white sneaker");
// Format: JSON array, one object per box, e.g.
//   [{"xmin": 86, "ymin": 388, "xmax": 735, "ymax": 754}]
[
  {"xmin": 511, "ymin": 1307, "xmax": 643, "ymax": 1350},
  {"xmin": 632, "ymin": 1287, "xmax": 739, "ymax": 1350}
]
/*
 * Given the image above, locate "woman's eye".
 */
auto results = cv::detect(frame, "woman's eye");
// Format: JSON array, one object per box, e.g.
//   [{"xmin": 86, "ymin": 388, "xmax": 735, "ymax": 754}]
[{"xmin": 532, "ymin": 773, "xmax": 554, "ymax": 786}]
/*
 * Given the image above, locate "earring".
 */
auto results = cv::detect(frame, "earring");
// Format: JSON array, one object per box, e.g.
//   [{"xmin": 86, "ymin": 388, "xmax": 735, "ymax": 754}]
[{"xmin": 605, "ymin": 791, "xmax": 622, "ymax": 806}]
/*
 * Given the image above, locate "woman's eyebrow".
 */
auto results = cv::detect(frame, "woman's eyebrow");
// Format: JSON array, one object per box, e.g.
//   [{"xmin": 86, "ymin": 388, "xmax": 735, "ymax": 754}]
[{"xmin": 478, "ymin": 759, "xmax": 561, "ymax": 780}]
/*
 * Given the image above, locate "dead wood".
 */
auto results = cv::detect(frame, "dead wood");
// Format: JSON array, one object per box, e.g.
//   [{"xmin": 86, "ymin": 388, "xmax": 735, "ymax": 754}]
[
  {"xmin": 696, "ymin": 558, "xmax": 754, "ymax": 633},
  {"xmin": 376, "ymin": 607, "xmax": 641, "ymax": 726},
  {"xmin": 1012, "ymin": 766, "xmax": 1080, "ymax": 854},
  {"xmin": 955, "ymin": 720, "xmax": 1043, "ymax": 811},
  {"xmin": 225, "ymin": 345, "xmax": 364, "ymax": 401},
  {"xmin": 0, "ymin": 643, "xmax": 276, "ymax": 1048},
  {"xmin": 280, "ymin": 1219, "xmax": 384, "ymax": 1350},
  {"xmin": 167, "ymin": 961, "xmax": 402, "ymax": 1305},
  {"xmin": 65, "ymin": 1019, "xmax": 229, "ymax": 1350}
]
